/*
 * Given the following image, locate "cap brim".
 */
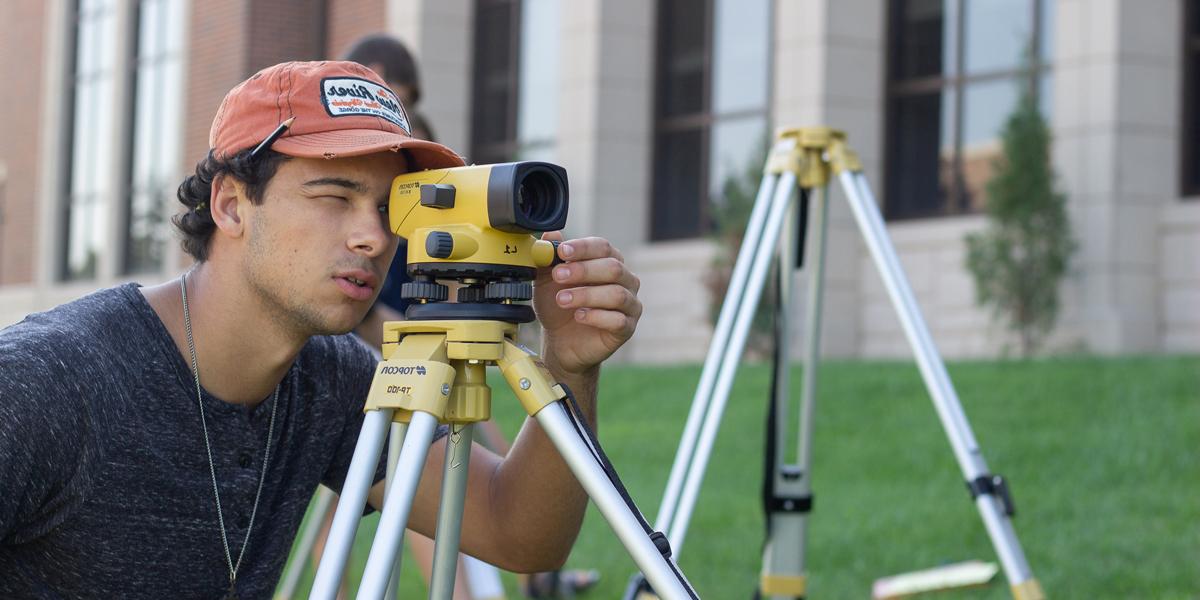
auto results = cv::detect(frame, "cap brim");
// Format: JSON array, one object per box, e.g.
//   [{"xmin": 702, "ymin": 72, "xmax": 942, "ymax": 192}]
[{"xmin": 271, "ymin": 129, "xmax": 466, "ymax": 171}]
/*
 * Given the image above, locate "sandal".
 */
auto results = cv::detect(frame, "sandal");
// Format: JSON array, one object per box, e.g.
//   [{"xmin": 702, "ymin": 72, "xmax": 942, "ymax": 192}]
[{"xmin": 522, "ymin": 569, "xmax": 601, "ymax": 598}]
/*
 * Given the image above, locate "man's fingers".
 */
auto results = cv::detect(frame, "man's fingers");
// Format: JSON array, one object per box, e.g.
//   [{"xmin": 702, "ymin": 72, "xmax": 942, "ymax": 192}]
[
  {"xmin": 555, "ymin": 284, "xmax": 642, "ymax": 317},
  {"xmin": 572, "ymin": 308, "xmax": 637, "ymax": 336},
  {"xmin": 551, "ymin": 257, "xmax": 640, "ymax": 292},
  {"xmin": 557, "ymin": 236, "xmax": 624, "ymax": 263}
]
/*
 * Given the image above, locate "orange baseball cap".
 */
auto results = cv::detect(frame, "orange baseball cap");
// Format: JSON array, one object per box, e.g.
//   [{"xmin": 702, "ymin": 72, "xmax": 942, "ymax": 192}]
[{"xmin": 209, "ymin": 60, "xmax": 465, "ymax": 170}]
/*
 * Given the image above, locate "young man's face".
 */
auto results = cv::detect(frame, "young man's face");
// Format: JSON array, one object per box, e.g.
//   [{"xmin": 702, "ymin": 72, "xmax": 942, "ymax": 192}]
[{"xmin": 239, "ymin": 152, "xmax": 406, "ymax": 336}]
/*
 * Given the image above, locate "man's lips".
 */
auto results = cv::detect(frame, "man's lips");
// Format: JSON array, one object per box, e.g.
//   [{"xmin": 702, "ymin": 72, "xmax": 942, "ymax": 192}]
[{"xmin": 333, "ymin": 269, "xmax": 378, "ymax": 301}]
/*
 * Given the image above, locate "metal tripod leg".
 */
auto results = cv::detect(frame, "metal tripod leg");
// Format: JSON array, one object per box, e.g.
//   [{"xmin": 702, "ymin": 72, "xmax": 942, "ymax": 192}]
[
  {"xmin": 428, "ymin": 423, "xmax": 475, "ymax": 599},
  {"xmin": 654, "ymin": 166, "xmax": 784, "ymax": 535},
  {"xmin": 535, "ymin": 401, "xmax": 695, "ymax": 599},
  {"xmin": 760, "ymin": 184, "xmax": 829, "ymax": 600},
  {"xmin": 836, "ymin": 171, "xmax": 1042, "ymax": 599},
  {"xmin": 311, "ymin": 408, "xmax": 395, "ymax": 600},
  {"xmin": 357, "ymin": 411, "xmax": 443, "ymax": 600},
  {"xmin": 668, "ymin": 170, "xmax": 799, "ymax": 552},
  {"xmin": 276, "ymin": 486, "xmax": 337, "ymax": 600},
  {"xmin": 384, "ymin": 422, "xmax": 409, "ymax": 598}
]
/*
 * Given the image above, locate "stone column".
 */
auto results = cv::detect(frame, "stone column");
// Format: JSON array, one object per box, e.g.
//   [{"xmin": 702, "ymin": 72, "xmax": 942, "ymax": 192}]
[
  {"xmin": 1053, "ymin": 0, "xmax": 1181, "ymax": 352},
  {"xmin": 774, "ymin": 0, "xmax": 885, "ymax": 357},
  {"xmin": 387, "ymin": 0, "xmax": 474, "ymax": 154}
]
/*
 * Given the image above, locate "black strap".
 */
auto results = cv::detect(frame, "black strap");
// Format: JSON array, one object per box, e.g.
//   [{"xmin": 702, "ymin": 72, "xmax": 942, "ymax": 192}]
[
  {"xmin": 966, "ymin": 474, "xmax": 1016, "ymax": 517},
  {"xmin": 559, "ymin": 385, "xmax": 700, "ymax": 599}
]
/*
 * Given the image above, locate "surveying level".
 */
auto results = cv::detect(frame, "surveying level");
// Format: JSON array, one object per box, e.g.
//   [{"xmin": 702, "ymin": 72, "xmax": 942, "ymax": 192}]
[
  {"xmin": 306, "ymin": 161, "xmax": 700, "ymax": 600},
  {"xmin": 623, "ymin": 129, "xmax": 1044, "ymax": 600}
]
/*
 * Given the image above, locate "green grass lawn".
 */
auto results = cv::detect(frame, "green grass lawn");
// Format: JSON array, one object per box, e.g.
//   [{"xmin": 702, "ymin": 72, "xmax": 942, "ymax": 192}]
[{"xmin": 284, "ymin": 355, "xmax": 1199, "ymax": 599}]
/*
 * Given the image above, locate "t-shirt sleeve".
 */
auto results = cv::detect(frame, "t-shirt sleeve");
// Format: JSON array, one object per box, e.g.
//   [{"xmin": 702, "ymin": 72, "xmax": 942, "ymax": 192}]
[{"xmin": 0, "ymin": 324, "xmax": 89, "ymax": 544}]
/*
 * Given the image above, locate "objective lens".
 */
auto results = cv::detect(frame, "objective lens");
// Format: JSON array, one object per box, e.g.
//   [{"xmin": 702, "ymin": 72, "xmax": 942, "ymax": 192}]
[
  {"xmin": 516, "ymin": 169, "xmax": 562, "ymax": 227},
  {"xmin": 487, "ymin": 161, "xmax": 569, "ymax": 233}
]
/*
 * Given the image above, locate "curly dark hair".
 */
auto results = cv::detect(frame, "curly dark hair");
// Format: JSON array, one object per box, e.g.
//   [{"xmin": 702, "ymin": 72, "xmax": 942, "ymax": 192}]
[{"xmin": 173, "ymin": 149, "xmax": 291, "ymax": 261}]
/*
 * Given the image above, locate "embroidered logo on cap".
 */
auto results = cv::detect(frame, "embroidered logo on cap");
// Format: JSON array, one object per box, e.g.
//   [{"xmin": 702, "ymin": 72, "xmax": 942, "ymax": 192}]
[{"xmin": 320, "ymin": 77, "xmax": 411, "ymax": 132}]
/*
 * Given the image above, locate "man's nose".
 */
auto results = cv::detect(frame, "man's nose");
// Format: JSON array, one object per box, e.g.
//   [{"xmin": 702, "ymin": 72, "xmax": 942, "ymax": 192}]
[{"xmin": 349, "ymin": 206, "xmax": 392, "ymax": 257}]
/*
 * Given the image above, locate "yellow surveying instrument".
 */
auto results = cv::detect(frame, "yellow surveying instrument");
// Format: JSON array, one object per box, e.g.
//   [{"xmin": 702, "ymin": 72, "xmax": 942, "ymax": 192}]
[
  {"xmin": 622, "ymin": 129, "xmax": 1044, "ymax": 600},
  {"xmin": 307, "ymin": 161, "xmax": 700, "ymax": 600}
]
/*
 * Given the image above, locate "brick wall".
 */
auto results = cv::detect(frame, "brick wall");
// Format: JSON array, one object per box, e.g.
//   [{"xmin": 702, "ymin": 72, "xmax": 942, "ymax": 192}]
[
  {"xmin": 185, "ymin": 0, "xmax": 250, "ymax": 169},
  {"xmin": 0, "ymin": 0, "xmax": 46, "ymax": 285},
  {"xmin": 326, "ymin": 0, "xmax": 386, "ymax": 59}
]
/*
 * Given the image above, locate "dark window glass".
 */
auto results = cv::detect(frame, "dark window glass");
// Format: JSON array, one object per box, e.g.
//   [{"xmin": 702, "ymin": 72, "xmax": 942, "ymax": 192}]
[
  {"xmin": 471, "ymin": 0, "xmax": 519, "ymax": 164},
  {"xmin": 888, "ymin": 92, "xmax": 951, "ymax": 218},
  {"xmin": 1183, "ymin": 0, "xmax": 1200, "ymax": 197},
  {"xmin": 652, "ymin": 129, "xmax": 706, "ymax": 241},
  {"xmin": 892, "ymin": 0, "xmax": 949, "ymax": 80},
  {"xmin": 885, "ymin": 0, "xmax": 1051, "ymax": 220},
  {"xmin": 658, "ymin": 0, "xmax": 706, "ymax": 118}
]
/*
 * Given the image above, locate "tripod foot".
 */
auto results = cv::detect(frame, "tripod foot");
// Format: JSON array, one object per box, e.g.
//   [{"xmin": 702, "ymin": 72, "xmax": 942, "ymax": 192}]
[{"xmin": 1012, "ymin": 579, "xmax": 1045, "ymax": 600}]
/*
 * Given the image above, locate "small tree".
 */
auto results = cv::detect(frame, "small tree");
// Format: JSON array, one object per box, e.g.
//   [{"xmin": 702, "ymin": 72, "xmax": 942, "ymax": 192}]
[{"xmin": 965, "ymin": 83, "xmax": 1075, "ymax": 357}]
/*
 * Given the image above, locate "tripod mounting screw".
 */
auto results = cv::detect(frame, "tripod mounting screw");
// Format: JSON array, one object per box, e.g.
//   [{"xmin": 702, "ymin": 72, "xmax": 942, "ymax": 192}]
[{"xmin": 519, "ymin": 378, "xmax": 531, "ymax": 390}]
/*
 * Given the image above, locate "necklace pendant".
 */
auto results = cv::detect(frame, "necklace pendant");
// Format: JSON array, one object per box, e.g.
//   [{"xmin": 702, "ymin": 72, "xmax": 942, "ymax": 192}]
[{"xmin": 224, "ymin": 581, "xmax": 238, "ymax": 600}]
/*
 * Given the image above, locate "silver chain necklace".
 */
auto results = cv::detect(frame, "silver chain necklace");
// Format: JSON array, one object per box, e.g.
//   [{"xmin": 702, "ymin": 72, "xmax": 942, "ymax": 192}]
[{"xmin": 181, "ymin": 272, "xmax": 279, "ymax": 600}]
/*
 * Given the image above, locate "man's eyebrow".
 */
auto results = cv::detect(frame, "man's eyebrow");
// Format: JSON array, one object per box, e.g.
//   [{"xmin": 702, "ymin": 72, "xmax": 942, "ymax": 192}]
[{"xmin": 300, "ymin": 177, "xmax": 369, "ymax": 194}]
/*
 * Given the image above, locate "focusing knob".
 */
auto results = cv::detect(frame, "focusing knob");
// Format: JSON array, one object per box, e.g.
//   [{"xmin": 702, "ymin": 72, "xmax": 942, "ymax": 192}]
[
  {"xmin": 400, "ymin": 281, "xmax": 449, "ymax": 301},
  {"xmin": 426, "ymin": 232, "xmax": 454, "ymax": 259},
  {"xmin": 485, "ymin": 281, "xmax": 533, "ymax": 301},
  {"xmin": 457, "ymin": 286, "xmax": 487, "ymax": 303}
]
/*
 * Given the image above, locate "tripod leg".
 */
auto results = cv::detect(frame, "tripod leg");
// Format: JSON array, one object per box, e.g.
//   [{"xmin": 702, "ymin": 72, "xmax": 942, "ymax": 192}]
[
  {"xmin": 760, "ymin": 185, "xmax": 828, "ymax": 600},
  {"xmin": 656, "ymin": 169, "xmax": 783, "ymax": 534},
  {"xmin": 385, "ymin": 422, "xmax": 409, "ymax": 598},
  {"xmin": 837, "ymin": 171, "xmax": 1042, "ymax": 599},
  {"xmin": 276, "ymin": 486, "xmax": 336, "ymax": 600},
  {"xmin": 668, "ymin": 171, "xmax": 799, "ymax": 554},
  {"xmin": 358, "ymin": 411, "xmax": 442, "ymax": 600},
  {"xmin": 311, "ymin": 408, "xmax": 394, "ymax": 600},
  {"xmin": 534, "ymin": 401, "xmax": 695, "ymax": 600},
  {"xmin": 429, "ymin": 423, "xmax": 476, "ymax": 599}
]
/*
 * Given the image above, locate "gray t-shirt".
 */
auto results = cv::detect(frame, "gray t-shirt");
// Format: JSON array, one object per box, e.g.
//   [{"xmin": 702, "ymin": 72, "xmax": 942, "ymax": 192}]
[{"xmin": 0, "ymin": 283, "xmax": 407, "ymax": 598}]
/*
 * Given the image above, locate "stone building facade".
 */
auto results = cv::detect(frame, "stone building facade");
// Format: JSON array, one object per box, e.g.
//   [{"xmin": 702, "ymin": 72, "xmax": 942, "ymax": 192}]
[{"xmin": 0, "ymin": 0, "xmax": 1195, "ymax": 362}]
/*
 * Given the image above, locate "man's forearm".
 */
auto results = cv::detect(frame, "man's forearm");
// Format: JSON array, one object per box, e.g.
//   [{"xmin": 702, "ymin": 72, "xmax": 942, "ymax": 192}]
[{"xmin": 485, "ymin": 365, "xmax": 599, "ymax": 570}]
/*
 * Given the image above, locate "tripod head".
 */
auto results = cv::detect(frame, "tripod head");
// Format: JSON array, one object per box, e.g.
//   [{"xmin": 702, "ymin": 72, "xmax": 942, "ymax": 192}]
[{"xmin": 387, "ymin": 161, "xmax": 569, "ymax": 323}]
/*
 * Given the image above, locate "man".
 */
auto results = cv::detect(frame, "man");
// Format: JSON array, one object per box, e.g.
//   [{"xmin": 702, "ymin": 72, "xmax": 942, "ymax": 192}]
[{"xmin": 0, "ymin": 60, "xmax": 642, "ymax": 598}]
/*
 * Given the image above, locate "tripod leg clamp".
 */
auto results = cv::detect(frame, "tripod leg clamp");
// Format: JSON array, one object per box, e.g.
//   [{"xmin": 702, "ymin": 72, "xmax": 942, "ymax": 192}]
[
  {"xmin": 496, "ymin": 339, "xmax": 567, "ymax": 415},
  {"xmin": 966, "ymin": 474, "xmax": 1016, "ymax": 517},
  {"xmin": 364, "ymin": 360, "xmax": 456, "ymax": 420}
]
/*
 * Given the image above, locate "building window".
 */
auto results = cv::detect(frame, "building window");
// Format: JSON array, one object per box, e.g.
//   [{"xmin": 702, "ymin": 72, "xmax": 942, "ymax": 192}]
[
  {"xmin": 63, "ymin": 0, "xmax": 121, "ymax": 280},
  {"xmin": 650, "ymin": 0, "xmax": 772, "ymax": 241},
  {"xmin": 885, "ymin": 0, "xmax": 1054, "ymax": 220},
  {"xmin": 125, "ymin": 0, "xmax": 186, "ymax": 274},
  {"xmin": 61, "ymin": 0, "xmax": 185, "ymax": 280},
  {"xmin": 470, "ymin": 0, "xmax": 560, "ymax": 164},
  {"xmin": 1183, "ymin": 0, "xmax": 1200, "ymax": 198}
]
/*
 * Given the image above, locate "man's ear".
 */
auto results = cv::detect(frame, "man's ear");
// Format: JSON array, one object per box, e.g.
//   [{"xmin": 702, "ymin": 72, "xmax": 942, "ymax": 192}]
[{"xmin": 210, "ymin": 173, "xmax": 247, "ymax": 239}]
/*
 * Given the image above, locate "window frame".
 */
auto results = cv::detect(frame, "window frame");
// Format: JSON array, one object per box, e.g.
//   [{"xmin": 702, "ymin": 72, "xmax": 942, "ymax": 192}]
[
  {"xmin": 648, "ymin": 0, "xmax": 772, "ymax": 242},
  {"xmin": 883, "ymin": 0, "xmax": 1051, "ymax": 220}
]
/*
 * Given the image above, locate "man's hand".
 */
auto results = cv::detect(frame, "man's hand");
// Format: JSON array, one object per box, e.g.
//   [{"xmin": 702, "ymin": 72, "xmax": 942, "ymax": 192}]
[{"xmin": 534, "ymin": 232, "xmax": 642, "ymax": 378}]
